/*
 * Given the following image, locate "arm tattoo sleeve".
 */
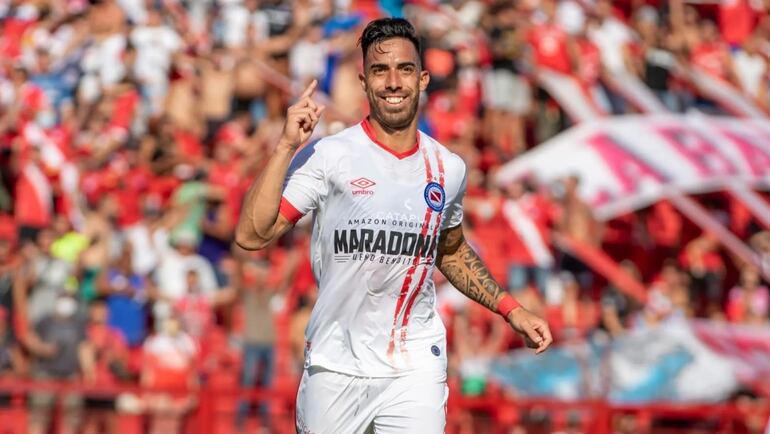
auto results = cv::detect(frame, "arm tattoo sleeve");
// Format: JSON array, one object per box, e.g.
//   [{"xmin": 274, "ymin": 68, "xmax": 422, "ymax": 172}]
[{"xmin": 435, "ymin": 225, "xmax": 505, "ymax": 312}]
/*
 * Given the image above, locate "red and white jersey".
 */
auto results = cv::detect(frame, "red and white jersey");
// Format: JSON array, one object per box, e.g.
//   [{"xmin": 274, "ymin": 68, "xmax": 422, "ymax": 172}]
[{"xmin": 279, "ymin": 119, "xmax": 467, "ymax": 377}]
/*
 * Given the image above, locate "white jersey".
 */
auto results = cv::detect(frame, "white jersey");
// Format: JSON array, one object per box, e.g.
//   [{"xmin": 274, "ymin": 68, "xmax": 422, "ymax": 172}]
[{"xmin": 279, "ymin": 119, "xmax": 467, "ymax": 377}]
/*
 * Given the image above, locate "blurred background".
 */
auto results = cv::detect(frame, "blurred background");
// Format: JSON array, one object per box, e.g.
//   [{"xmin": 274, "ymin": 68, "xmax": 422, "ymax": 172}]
[{"xmin": 2, "ymin": 0, "xmax": 770, "ymax": 433}]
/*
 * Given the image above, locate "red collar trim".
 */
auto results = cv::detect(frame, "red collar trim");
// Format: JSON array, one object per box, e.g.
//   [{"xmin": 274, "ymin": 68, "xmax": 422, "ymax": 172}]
[{"xmin": 360, "ymin": 118, "xmax": 420, "ymax": 160}]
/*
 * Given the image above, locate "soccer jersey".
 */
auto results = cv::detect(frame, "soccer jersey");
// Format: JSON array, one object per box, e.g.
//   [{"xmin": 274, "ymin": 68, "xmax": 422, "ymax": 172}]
[{"xmin": 279, "ymin": 119, "xmax": 467, "ymax": 377}]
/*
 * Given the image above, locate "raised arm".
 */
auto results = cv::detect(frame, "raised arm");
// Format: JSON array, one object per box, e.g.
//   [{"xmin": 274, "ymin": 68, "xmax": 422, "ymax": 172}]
[
  {"xmin": 435, "ymin": 224, "xmax": 553, "ymax": 354},
  {"xmin": 235, "ymin": 80, "xmax": 325, "ymax": 250}
]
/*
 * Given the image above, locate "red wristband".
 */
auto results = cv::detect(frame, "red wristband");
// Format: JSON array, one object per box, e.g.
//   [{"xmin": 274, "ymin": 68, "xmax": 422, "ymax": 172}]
[{"xmin": 496, "ymin": 294, "xmax": 521, "ymax": 318}]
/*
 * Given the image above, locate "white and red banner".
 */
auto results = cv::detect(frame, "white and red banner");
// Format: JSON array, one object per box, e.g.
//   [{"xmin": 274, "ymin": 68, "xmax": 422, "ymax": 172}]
[
  {"xmin": 497, "ymin": 113, "xmax": 770, "ymax": 220},
  {"xmin": 534, "ymin": 69, "xmax": 606, "ymax": 122}
]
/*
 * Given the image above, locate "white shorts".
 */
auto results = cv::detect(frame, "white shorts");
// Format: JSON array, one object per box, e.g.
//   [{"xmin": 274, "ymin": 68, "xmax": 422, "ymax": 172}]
[{"xmin": 295, "ymin": 367, "xmax": 448, "ymax": 434}]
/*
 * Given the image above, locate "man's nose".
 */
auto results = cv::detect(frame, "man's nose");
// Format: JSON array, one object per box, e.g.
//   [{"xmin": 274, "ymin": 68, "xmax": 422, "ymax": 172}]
[{"xmin": 385, "ymin": 69, "xmax": 401, "ymax": 90}]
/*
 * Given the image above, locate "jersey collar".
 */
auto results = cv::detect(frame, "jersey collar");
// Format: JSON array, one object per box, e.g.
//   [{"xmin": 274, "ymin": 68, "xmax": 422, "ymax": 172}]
[{"xmin": 360, "ymin": 118, "xmax": 420, "ymax": 160}]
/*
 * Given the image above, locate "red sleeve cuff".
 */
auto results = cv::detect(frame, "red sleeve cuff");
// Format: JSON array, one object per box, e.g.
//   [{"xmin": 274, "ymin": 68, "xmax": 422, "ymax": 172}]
[{"xmin": 279, "ymin": 197, "xmax": 304, "ymax": 224}]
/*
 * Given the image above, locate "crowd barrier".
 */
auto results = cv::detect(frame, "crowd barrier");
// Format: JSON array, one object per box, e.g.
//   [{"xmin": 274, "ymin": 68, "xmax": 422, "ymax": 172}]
[{"xmin": 0, "ymin": 378, "xmax": 766, "ymax": 434}]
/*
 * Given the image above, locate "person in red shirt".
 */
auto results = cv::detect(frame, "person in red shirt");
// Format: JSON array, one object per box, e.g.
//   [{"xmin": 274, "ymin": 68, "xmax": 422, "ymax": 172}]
[
  {"xmin": 83, "ymin": 298, "xmax": 130, "ymax": 434},
  {"xmin": 679, "ymin": 233, "xmax": 725, "ymax": 318},
  {"xmin": 690, "ymin": 20, "xmax": 737, "ymax": 84},
  {"xmin": 174, "ymin": 269, "xmax": 237, "ymax": 346},
  {"xmin": 464, "ymin": 183, "xmax": 513, "ymax": 287},
  {"xmin": 141, "ymin": 315, "xmax": 198, "ymax": 434},
  {"xmin": 526, "ymin": 0, "xmax": 577, "ymax": 75},
  {"xmin": 719, "ymin": 0, "xmax": 760, "ymax": 47},
  {"xmin": 502, "ymin": 179, "xmax": 557, "ymax": 296},
  {"xmin": 575, "ymin": 19, "xmax": 612, "ymax": 113},
  {"xmin": 545, "ymin": 272, "xmax": 600, "ymax": 342},
  {"xmin": 645, "ymin": 200, "xmax": 683, "ymax": 274}
]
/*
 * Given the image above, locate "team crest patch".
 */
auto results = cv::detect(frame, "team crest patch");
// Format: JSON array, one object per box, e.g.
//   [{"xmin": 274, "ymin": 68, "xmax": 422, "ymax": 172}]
[{"xmin": 424, "ymin": 182, "xmax": 445, "ymax": 212}]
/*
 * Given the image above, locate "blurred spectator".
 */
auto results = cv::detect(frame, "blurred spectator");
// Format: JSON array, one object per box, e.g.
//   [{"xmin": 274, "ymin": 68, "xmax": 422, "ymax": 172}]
[
  {"xmin": 502, "ymin": 179, "xmax": 555, "ymax": 296},
  {"xmin": 174, "ymin": 268, "xmax": 236, "ymax": 343},
  {"xmin": 141, "ymin": 315, "xmax": 197, "ymax": 434},
  {"xmin": 481, "ymin": 2, "xmax": 530, "ymax": 160},
  {"xmin": 465, "ymin": 181, "xmax": 511, "ymax": 286},
  {"xmin": 0, "ymin": 225, "xmax": 20, "ymax": 333},
  {"xmin": 99, "ymin": 244, "xmax": 152, "ymax": 347},
  {"xmin": 555, "ymin": 175, "xmax": 601, "ymax": 289},
  {"xmin": 633, "ymin": 7, "xmax": 685, "ymax": 112},
  {"xmin": 689, "ymin": 19, "xmax": 736, "ymax": 85},
  {"xmin": 0, "ymin": 306, "xmax": 24, "ymax": 407},
  {"xmin": 576, "ymin": 16, "xmax": 611, "ymax": 112},
  {"xmin": 78, "ymin": 196, "xmax": 120, "ymax": 302},
  {"xmin": 129, "ymin": 9, "xmax": 183, "ymax": 116},
  {"xmin": 639, "ymin": 260, "xmax": 691, "ymax": 329},
  {"xmin": 527, "ymin": 0, "xmax": 576, "ymax": 75},
  {"xmin": 679, "ymin": 233, "xmax": 725, "ymax": 317},
  {"xmin": 719, "ymin": 0, "xmax": 762, "ymax": 47},
  {"xmin": 732, "ymin": 34, "xmax": 769, "ymax": 109},
  {"xmin": 750, "ymin": 231, "xmax": 770, "ymax": 277},
  {"xmin": 25, "ymin": 294, "xmax": 92, "ymax": 434},
  {"xmin": 600, "ymin": 261, "xmax": 642, "ymax": 338},
  {"xmin": 24, "ymin": 228, "xmax": 74, "ymax": 326},
  {"xmin": 588, "ymin": 0, "xmax": 634, "ymax": 112},
  {"xmin": 726, "ymin": 266, "xmax": 770, "ymax": 325},
  {"xmin": 289, "ymin": 20, "xmax": 329, "ymax": 85},
  {"xmin": 236, "ymin": 259, "xmax": 276, "ymax": 430},
  {"xmin": 452, "ymin": 306, "xmax": 506, "ymax": 397},
  {"xmin": 83, "ymin": 298, "xmax": 130, "ymax": 434},
  {"xmin": 289, "ymin": 290, "xmax": 316, "ymax": 373},
  {"xmin": 546, "ymin": 272, "xmax": 599, "ymax": 342},
  {"xmin": 154, "ymin": 230, "xmax": 218, "ymax": 303},
  {"xmin": 644, "ymin": 201, "xmax": 683, "ymax": 274}
]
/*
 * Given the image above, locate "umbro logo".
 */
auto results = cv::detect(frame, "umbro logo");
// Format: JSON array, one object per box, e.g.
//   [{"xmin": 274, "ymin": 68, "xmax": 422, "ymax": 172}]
[{"xmin": 351, "ymin": 177, "xmax": 376, "ymax": 196}]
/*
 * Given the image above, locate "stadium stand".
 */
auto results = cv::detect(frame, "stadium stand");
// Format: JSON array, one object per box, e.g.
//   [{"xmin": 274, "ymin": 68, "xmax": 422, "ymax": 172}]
[{"xmin": 1, "ymin": 0, "xmax": 770, "ymax": 432}]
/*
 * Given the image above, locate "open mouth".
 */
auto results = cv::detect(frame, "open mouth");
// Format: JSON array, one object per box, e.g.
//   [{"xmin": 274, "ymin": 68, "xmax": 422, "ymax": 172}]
[{"xmin": 381, "ymin": 95, "xmax": 407, "ymax": 106}]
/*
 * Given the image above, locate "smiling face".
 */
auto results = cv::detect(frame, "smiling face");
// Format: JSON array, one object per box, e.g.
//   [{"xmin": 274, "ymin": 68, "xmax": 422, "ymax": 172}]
[{"xmin": 359, "ymin": 37, "xmax": 429, "ymax": 131}]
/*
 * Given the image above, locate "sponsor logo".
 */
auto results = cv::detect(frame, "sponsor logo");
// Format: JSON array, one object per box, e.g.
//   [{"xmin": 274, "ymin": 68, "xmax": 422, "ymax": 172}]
[
  {"xmin": 424, "ymin": 182, "xmax": 445, "ymax": 212},
  {"xmin": 351, "ymin": 177, "xmax": 376, "ymax": 196},
  {"xmin": 334, "ymin": 229, "xmax": 438, "ymax": 258},
  {"xmin": 431, "ymin": 345, "xmax": 441, "ymax": 356}
]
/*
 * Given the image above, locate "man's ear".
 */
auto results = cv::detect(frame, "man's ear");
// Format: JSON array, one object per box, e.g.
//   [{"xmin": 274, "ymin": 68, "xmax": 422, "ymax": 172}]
[
  {"xmin": 419, "ymin": 69, "xmax": 430, "ymax": 92},
  {"xmin": 359, "ymin": 72, "xmax": 368, "ymax": 92}
]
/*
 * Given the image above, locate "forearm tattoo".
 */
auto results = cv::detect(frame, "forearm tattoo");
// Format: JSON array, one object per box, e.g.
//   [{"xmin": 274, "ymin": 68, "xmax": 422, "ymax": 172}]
[{"xmin": 436, "ymin": 227, "xmax": 505, "ymax": 312}]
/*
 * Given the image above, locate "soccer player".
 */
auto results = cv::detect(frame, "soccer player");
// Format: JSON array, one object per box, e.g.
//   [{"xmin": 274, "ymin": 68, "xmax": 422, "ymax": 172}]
[{"xmin": 235, "ymin": 17, "xmax": 553, "ymax": 434}]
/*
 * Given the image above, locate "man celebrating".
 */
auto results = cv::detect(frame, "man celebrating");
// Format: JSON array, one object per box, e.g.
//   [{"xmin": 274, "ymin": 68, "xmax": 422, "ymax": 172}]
[{"xmin": 236, "ymin": 17, "xmax": 552, "ymax": 434}]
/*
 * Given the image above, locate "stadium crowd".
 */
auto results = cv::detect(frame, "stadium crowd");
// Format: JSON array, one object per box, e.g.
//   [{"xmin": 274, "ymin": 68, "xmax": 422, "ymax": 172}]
[{"xmin": 1, "ymin": 0, "xmax": 770, "ymax": 432}]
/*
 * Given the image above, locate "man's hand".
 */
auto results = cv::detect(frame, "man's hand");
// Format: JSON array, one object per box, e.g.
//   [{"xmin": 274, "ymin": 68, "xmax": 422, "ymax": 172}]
[
  {"xmin": 280, "ymin": 79, "xmax": 326, "ymax": 150},
  {"xmin": 506, "ymin": 307, "xmax": 553, "ymax": 354}
]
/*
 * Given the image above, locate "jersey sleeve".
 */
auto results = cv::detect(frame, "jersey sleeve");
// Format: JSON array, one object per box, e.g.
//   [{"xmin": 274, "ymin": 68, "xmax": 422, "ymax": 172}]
[
  {"xmin": 441, "ymin": 160, "xmax": 467, "ymax": 230},
  {"xmin": 279, "ymin": 140, "xmax": 328, "ymax": 224}
]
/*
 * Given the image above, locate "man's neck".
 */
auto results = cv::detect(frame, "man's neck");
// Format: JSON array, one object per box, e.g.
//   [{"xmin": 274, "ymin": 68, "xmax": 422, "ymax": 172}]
[{"xmin": 367, "ymin": 116, "xmax": 419, "ymax": 154}]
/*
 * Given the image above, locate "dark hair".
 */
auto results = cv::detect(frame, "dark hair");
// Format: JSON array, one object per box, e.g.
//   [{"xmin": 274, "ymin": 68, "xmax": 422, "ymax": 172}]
[{"xmin": 358, "ymin": 18, "xmax": 421, "ymax": 63}]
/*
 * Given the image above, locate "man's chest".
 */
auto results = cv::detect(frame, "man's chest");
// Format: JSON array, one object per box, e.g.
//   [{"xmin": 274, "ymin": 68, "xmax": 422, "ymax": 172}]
[
  {"xmin": 321, "ymin": 154, "xmax": 450, "ymax": 263},
  {"xmin": 325, "ymin": 152, "xmax": 449, "ymax": 219}
]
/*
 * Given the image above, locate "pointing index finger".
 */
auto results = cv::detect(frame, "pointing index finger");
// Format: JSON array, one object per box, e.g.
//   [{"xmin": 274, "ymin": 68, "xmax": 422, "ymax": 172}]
[{"xmin": 300, "ymin": 79, "xmax": 317, "ymax": 100}]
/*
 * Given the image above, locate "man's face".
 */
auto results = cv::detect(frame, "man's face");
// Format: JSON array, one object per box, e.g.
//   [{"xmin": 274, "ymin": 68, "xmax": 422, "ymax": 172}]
[{"xmin": 359, "ymin": 37, "xmax": 429, "ymax": 130}]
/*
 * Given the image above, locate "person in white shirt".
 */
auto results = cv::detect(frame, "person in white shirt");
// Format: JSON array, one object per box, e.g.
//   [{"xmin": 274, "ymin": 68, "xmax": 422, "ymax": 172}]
[
  {"xmin": 235, "ymin": 18, "xmax": 552, "ymax": 434},
  {"xmin": 733, "ymin": 35, "xmax": 768, "ymax": 107},
  {"xmin": 129, "ymin": 9, "xmax": 183, "ymax": 114}
]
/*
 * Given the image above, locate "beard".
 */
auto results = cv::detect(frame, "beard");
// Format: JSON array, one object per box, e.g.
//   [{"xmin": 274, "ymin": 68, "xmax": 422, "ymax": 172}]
[{"xmin": 367, "ymin": 88, "xmax": 420, "ymax": 131}]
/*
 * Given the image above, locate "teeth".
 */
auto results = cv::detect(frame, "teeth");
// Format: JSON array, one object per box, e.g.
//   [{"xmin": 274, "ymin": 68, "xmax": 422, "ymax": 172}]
[{"xmin": 386, "ymin": 97, "xmax": 404, "ymax": 104}]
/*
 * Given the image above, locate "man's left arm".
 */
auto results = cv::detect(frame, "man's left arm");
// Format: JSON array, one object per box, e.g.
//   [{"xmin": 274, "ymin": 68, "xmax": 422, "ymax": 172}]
[{"xmin": 435, "ymin": 224, "xmax": 553, "ymax": 354}]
